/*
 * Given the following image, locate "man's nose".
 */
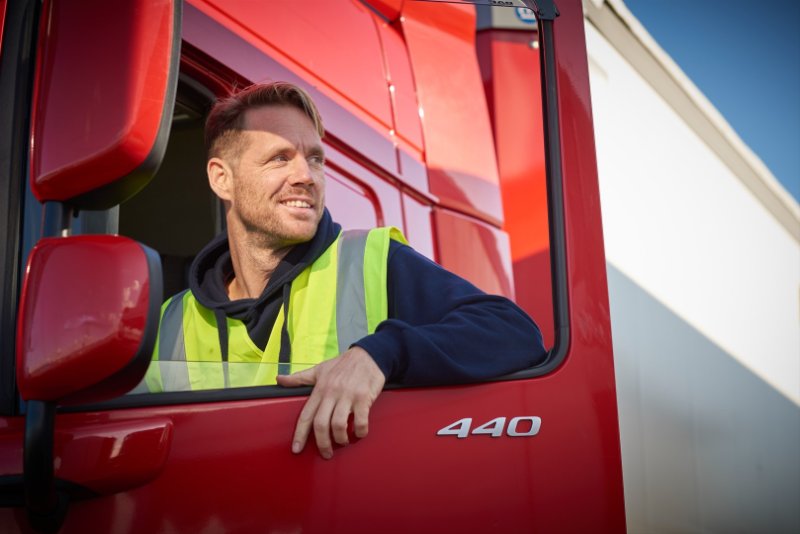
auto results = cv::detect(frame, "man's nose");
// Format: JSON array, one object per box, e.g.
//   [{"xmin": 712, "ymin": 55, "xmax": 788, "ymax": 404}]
[{"xmin": 288, "ymin": 156, "xmax": 315, "ymax": 186}]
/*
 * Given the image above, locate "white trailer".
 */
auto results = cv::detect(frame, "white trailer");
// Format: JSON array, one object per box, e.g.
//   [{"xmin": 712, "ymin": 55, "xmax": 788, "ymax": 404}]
[{"xmin": 583, "ymin": 0, "xmax": 800, "ymax": 531}]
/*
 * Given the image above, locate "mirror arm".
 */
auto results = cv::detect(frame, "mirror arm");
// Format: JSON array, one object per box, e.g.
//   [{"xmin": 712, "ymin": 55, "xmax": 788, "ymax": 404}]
[
  {"xmin": 41, "ymin": 201, "xmax": 74, "ymax": 238},
  {"xmin": 23, "ymin": 400, "xmax": 67, "ymax": 532}
]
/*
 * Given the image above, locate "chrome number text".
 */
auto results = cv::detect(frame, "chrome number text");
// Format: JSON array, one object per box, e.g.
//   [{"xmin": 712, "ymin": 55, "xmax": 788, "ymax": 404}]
[{"xmin": 436, "ymin": 416, "xmax": 541, "ymax": 439}]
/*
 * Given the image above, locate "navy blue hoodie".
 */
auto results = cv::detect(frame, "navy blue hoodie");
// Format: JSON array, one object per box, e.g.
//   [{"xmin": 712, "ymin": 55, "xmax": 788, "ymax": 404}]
[{"xmin": 188, "ymin": 209, "xmax": 547, "ymax": 385}]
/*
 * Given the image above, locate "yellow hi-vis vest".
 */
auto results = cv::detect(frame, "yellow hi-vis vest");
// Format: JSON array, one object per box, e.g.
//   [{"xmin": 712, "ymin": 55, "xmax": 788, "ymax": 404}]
[{"xmin": 145, "ymin": 227, "xmax": 407, "ymax": 392}]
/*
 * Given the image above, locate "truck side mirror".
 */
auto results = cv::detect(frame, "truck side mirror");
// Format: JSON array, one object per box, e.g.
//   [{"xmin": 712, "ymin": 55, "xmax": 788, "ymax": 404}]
[
  {"xmin": 12, "ymin": 0, "xmax": 179, "ymax": 530},
  {"xmin": 16, "ymin": 235, "xmax": 162, "ymax": 531},
  {"xmin": 29, "ymin": 0, "xmax": 181, "ymax": 209},
  {"xmin": 17, "ymin": 235, "xmax": 162, "ymax": 405}
]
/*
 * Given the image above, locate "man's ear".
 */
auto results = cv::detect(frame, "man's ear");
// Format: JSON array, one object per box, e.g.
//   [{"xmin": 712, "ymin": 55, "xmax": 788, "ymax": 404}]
[{"xmin": 208, "ymin": 157, "xmax": 234, "ymax": 201}]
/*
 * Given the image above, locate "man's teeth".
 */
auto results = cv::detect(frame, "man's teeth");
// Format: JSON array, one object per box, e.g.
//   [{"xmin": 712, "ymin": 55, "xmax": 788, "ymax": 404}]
[{"xmin": 283, "ymin": 200, "xmax": 311, "ymax": 208}]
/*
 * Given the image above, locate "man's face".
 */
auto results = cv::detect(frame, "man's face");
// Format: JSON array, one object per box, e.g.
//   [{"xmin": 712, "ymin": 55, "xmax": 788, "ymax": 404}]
[{"xmin": 224, "ymin": 105, "xmax": 326, "ymax": 249}]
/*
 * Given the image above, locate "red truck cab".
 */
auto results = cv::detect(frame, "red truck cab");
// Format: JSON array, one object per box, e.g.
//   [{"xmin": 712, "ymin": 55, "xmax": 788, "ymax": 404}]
[{"xmin": 0, "ymin": 1, "xmax": 625, "ymax": 531}]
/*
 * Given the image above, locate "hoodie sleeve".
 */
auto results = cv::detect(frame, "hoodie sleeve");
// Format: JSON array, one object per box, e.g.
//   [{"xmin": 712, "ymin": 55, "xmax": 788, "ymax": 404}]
[{"xmin": 352, "ymin": 242, "xmax": 547, "ymax": 385}]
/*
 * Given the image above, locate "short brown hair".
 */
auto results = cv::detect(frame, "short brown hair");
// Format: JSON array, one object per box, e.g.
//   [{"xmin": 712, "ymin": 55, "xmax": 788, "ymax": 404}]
[{"xmin": 204, "ymin": 82, "xmax": 325, "ymax": 160}]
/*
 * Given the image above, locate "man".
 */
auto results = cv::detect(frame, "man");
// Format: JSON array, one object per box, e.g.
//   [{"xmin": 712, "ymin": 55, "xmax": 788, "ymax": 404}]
[{"xmin": 147, "ymin": 82, "xmax": 546, "ymax": 459}]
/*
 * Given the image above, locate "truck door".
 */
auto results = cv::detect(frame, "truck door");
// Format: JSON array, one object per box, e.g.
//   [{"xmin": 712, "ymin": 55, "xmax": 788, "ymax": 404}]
[{"xmin": 1, "ymin": 1, "xmax": 626, "ymax": 532}]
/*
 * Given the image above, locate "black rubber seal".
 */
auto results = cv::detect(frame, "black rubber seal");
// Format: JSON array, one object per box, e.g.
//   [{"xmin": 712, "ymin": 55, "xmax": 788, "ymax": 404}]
[{"xmin": 0, "ymin": 0, "xmax": 41, "ymax": 417}]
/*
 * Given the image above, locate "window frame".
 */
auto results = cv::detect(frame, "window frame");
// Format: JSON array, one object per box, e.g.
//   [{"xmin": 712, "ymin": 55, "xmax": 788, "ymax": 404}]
[
  {"xmin": 67, "ymin": 11, "xmax": 569, "ymax": 412},
  {"xmin": 0, "ymin": 0, "xmax": 41, "ymax": 417}
]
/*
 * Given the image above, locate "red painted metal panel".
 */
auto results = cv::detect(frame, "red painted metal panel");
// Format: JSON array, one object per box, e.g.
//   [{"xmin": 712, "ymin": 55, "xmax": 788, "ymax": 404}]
[
  {"xmin": 184, "ymin": 1, "xmax": 400, "ymax": 185},
  {"xmin": 0, "ymin": 371, "xmax": 622, "ymax": 532},
  {"xmin": 16, "ymin": 236, "xmax": 152, "ymax": 403},
  {"xmin": 30, "ymin": 0, "xmax": 175, "ymax": 202},
  {"xmin": 0, "ymin": 416, "xmax": 171, "ymax": 501},
  {"xmin": 433, "ymin": 207, "xmax": 514, "ymax": 298},
  {"xmin": 476, "ymin": 29, "xmax": 554, "ymax": 348},
  {"xmin": 402, "ymin": 192, "xmax": 435, "ymax": 260},
  {"xmin": 397, "ymin": 147, "xmax": 429, "ymax": 197},
  {"xmin": 365, "ymin": 0, "xmax": 404, "ymax": 22},
  {"xmin": 323, "ymin": 142, "xmax": 405, "ymax": 231},
  {"xmin": 198, "ymin": 0, "xmax": 392, "ymax": 129},
  {"xmin": 374, "ymin": 16, "xmax": 430, "ymax": 194},
  {"xmin": 375, "ymin": 17, "xmax": 424, "ymax": 153},
  {"xmin": 551, "ymin": 0, "xmax": 627, "ymax": 528},
  {"xmin": 400, "ymin": 1, "xmax": 504, "ymax": 226},
  {"xmin": 326, "ymin": 172, "xmax": 380, "ymax": 230},
  {"xmin": 364, "ymin": 173, "xmax": 405, "ymax": 230},
  {"xmin": 53, "ymin": 417, "xmax": 173, "ymax": 495}
]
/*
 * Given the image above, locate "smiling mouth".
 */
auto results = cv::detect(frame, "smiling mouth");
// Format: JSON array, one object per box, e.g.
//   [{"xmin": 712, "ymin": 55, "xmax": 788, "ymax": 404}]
[{"xmin": 281, "ymin": 200, "xmax": 313, "ymax": 208}]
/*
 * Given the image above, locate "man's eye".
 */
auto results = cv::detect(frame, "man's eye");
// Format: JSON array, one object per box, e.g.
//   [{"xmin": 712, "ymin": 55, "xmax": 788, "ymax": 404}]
[
  {"xmin": 271, "ymin": 154, "xmax": 289, "ymax": 163},
  {"xmin": 309, "ymin": 155, "xmax": 325, "ymax": 166}
]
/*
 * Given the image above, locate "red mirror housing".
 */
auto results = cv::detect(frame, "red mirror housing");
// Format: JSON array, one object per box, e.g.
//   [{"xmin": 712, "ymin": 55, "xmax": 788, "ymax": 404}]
[
  {"xmin": 29, "ymin": 0, "xmax": 181, "ymax": 209},
  {"xmin": 16, "ymin": 235, "xmax": 162, "ymax": 405}
]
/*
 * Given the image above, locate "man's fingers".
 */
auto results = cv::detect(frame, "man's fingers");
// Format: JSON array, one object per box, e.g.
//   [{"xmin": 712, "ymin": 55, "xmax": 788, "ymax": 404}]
[
  {"xmin": 291, "ymin": 390, "xmax": 322, "ymax": 454},
  {"xmin": 331, "ymin": 401, "xmax": 352, "ymax": 445},
  {"xmin": 286, "ymin": 348, "xmax": 385, "ymax": 458},
  {"xmin": 313, "ymin": 397, "xmax": 337, "ymax": 459},
  {"xmin": 276, "ymin": 366, "xmax": 317, "ymax": 388},
  {"xmin": 353, "ymin": 401, "xmax": 370, "ymax": 439}
]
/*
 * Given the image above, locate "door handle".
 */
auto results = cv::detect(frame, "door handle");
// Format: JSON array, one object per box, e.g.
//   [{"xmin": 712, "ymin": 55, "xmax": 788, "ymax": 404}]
[
  {"xmin": 53, "ymin": 417, "xmax": 173, "ymax": 495},
  {"xmin": 0, "ymin": 416, "xmax": 172, "ymax": 503}
]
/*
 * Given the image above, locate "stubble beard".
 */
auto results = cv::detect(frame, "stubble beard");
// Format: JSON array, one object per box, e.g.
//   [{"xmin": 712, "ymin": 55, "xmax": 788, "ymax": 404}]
[
  {"xmin": 229, "ymin": 159, "xmax": 324, "ymax": 252},
  {"xmin": 235, "ymin": 194, "xmax": 322, "ymax": 252}
]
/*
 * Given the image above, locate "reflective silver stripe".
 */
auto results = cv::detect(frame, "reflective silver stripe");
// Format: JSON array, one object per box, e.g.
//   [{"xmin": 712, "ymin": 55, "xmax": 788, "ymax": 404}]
[
  {"xmin": 159, "ymin": 361, "xmax": 191, "ymax": 392},
  {"xmin": 336, "ymin": 230, "xmax": 369, "ymax": 353},
  {"xmin": 158, "ymin": 289, "xmax": 190, "ymax": 391}
]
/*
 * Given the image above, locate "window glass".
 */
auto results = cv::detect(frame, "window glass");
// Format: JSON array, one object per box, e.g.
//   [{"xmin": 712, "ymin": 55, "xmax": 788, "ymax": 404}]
[
  {"xmin": 108, "ymin": 2, "xmax": 555, "ymax": 401},
  {"xmin": 118, "ymin": 99, "xmax": 216, "ymax": 299},
  {"xmin": 121, "ymin": 78, "xmax": 391, "ymax": 396}
]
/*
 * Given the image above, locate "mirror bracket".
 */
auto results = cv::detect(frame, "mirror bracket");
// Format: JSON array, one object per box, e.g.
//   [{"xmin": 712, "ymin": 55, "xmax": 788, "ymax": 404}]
[
  {"xmin": 23, "ymin": 400, "xmax": 67, "ymax": 533},
  {"xmin": 41, "ymin": 202, "xmax": 74, "ymax": 238}
]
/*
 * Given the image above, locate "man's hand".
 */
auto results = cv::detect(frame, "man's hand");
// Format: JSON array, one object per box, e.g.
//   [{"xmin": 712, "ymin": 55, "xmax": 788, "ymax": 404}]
[{"xmin": 276, "ymin": 346, "xmax": 386, "ymax": 459}]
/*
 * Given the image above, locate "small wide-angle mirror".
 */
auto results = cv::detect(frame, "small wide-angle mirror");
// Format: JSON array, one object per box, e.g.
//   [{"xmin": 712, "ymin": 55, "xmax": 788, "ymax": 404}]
[{"xmin": 17, "ymin": 235, "xmax": 162, "ymax": 405}]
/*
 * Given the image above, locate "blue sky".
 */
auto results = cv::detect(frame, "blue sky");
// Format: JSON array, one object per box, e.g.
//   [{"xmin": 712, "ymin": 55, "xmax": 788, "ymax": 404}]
[{"xmin": 624, "ymin": 0, "xmax": 800, "ymax": 203}]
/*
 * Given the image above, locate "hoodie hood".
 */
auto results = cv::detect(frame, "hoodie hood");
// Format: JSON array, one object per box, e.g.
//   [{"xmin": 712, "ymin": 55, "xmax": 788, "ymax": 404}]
[{"xmin": 187, "ymin": 209, "xmax": 341, "ymax": 349}]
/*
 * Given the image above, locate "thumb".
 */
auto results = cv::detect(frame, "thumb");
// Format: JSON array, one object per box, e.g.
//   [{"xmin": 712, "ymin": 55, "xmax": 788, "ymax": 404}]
[{"xmin": 276, "ymin": 366, "xmax": 318, "ymax": 388}]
